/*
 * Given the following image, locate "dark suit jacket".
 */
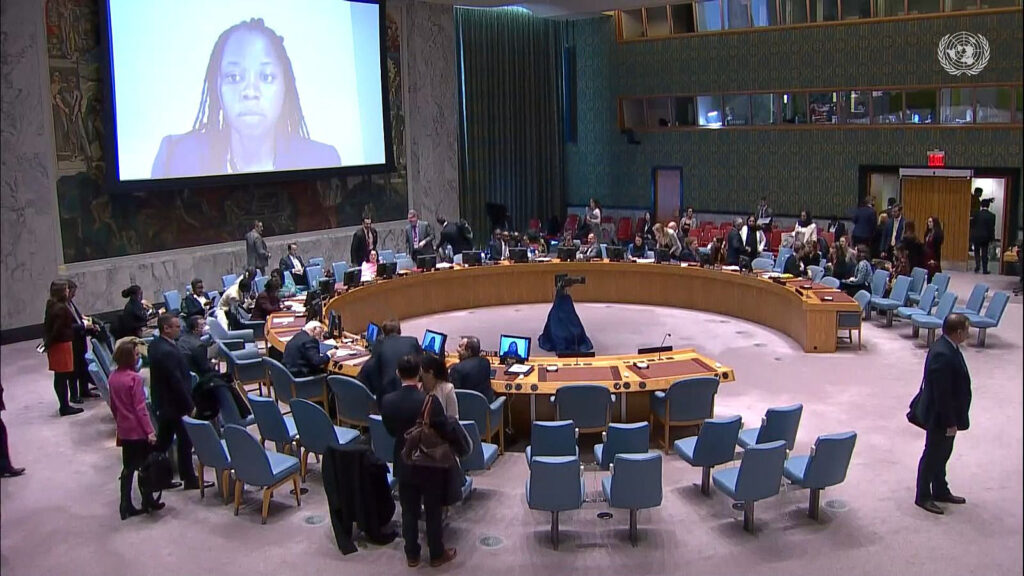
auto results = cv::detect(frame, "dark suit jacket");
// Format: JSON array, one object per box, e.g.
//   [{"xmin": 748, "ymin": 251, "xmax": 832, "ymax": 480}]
[
  {"xmin": 245, "ymin": 229, "xmax": 269, "ymax": 270},
  {"xmin": 380, "ymin": 386, "xmax": 447, "ymax": 481},
  {"xmin": 177, "ymin": 332, "xmax": 216, "ymax": 379},
  {"xmin": 118, "ymin": 298, "xmax": 149, "ymax": 339},
  {"xmin": 406, "ymin": 221, "xmax": 435, "ymax": 256},
  {"xmin": 438, "ymin": 221, "xmax": 470, "ymax": 255},
  {"xmin": 149, "ymin": 336, "xmax": 194, "ymax": 421},
  {"xmin": 487, "ymin": 239, "xmax": 508, "ymax": 261},
  {"xmin": 970, "ymin": 210, "xmax": 995, "ymax": 244},
  {"xmin": 350, "ymin": 227, "xmax": 378, "ymax": 266},
  {"xmin": 181, "ymin": 293, "xmax": 207, "ymax": 318},
  {"xmin": 782, "ymin": 254, "xmax": 802, "ymax": 277},
  {"xmin": 450, "ymin": 356, "xmax": 495, "ymax": 403},
  {"xmin": 827, "ymin": 221, "xmax": 847, "ymax": 240},
  {"xmin": 851, "ymin": 206, "xmax": 877, "ymax": 239},
  {"xmin": 881, "ymin": 217, "xmax": 905, "ymax": 253},
  {"xmin": 363, "ymin": 335, "xmax": 422, "ymax": 400},
  {"xmin": 579, "ymin": 243, "xmax": 602, "ymax": 261},
  {"xmin": 279, "ymin": 253, "xmax": 306, "ymax": 280},
  {"xmin": 921, "ymin": 336, "xmax": 972, "ymax": 431},
  {"xmin": 725, "ymin": 229, "xmax": 744, "ymax": 265},
  {"xmin": 283, "ymin": 330, "xmax": 330, "ymax": 378},
  {"xmin": 151, "ymin": 130, "xmax": 341, "ymax": 179},
  {"xmin": 44, "ymin": 301, "xmax": 76, "ymax": 347}
]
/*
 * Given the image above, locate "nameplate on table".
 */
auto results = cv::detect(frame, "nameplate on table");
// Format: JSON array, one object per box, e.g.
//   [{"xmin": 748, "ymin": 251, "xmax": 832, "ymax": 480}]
[{"xmin": 272, "ymin": 317, "xmax": 297, "ymax": 325}]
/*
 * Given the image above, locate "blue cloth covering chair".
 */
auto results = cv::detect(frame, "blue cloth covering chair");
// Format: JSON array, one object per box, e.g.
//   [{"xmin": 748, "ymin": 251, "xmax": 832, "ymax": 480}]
[
  {"xmin": 952, "ymin": 283, "xmax": 989, "ymax": 315},
  {"xmin": 89, "ymin": 337, "xmax": 114, "ymax": 377},
  {"xmin": 208, "ymin": 318, "xmax": 256, "ymax": 345},
  {"xmin": 456, "ymin": 390, "xmax": 506, "ymax": 453},
  {"xmin": 247, "ymin": 394, "xmax": 299, "ymax": 455},
  {"xmin": 772, "ymin": 248, "xmax": 794, "ymax": 274},
  {"xmin": 222, "ymin": 424, "xmax": 302, "ymax": 524},
  {"xmin": 910, "ymin": 291, "xmax": 958, "ymax": 345},
  {"xmin": 378, "ymin": 250, "xmax": 396, "ymax": 264},
  {"xmin": 289, "ymin": 399, "xmax": 359, "ymax": 481},
  {"xmin": 837, "ymin": 290, "xmax": 871, "ymax": 349},
  {"xmin": 737, "ymin": 403, "xmax": 802, "ymax": 451},
  {"xmin": 896, "ymin": 284, "xmax": 937, "ymax": 321},
  {"xmin": 182, "ymin": 416, "xmax": 234, "ymax": 503},
  {"xmin": 594, "ymin": 422, "xmax": 650, "ymax": 470},
  {"xmin": 459, "ymin": 420, "xmax": 499, "ymax": 472},
  {"xmin": 305, "ymin": 265, "xmax": 324, "ymax": 289},
  {"xmin": 820, "ymin": 276, "xmax": 841, "ymax": 289},
  {"xmin": 712, "ymin": 440, "xmax": 788, "ymax": 532},
  {"xmin": 650, "ymin": 376, "xmax": 719, "ymax": 452},
  {"xmin": 162, "ymin": 290, "xmax": 182, "ymax": 315},
  {"xmin": 674, "ymin": 414, "xmax": 742, "ymax": 495},
  {"xmin": 525, "ymin": 420, "xmax": 578, "ymax": 467},
  {"xmin": 963, "ymin": 291, "xmax": 1009, "ymax": 347},
  {"xmin": 326, "ymin": 375, "xmax": 376, "ymax": 428},
  {"xmin": 601, "ymin": 452, "xmax": 663, "ymax": 546},
  {"xmin": 870, "ymin": 275, "xmax": 911, "ymax": 326},
  {"xmin": 526, "ymin": 456, "xmax": 585, "ymax": 549},
  {"xmin": 906, "ymin": 267, "xmax": 928, "ymax": 304},
  {"xmin": 910, "ymin": 272, "xmax": 950, "ymax": 309},
  {"xmin": 551, "ymin": 384, "xmax": 614, "ymax": 434},
  {"xmin": 264, "ymin": 357, "xmax": 327, "ymax": 410},
  {"xmin": 783, "ymin": 431, "xmax": 857, "ymax": 520},
  {"xmin": 751, "ymin": 257, "xmax": 774, "ymax": 271}
]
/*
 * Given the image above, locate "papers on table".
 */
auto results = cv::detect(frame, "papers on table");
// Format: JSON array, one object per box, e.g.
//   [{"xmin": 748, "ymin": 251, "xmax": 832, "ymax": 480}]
[
  {"xmin": 321, "ymin": 339, "xmax": 337, "ymax": 346},
  {"xmin": 722, "ymin": 265, "xmax": 741, "ymax": 271},
  {"xmin": 272, "ymin": 317, "xmax": 294, "ymax": 325},
  {"xmin": 436, "ymin": 262, "xmax": 454, "ymax": 269},
  {"xmin": 635, "ymin": 258, "xmax": 655, "ymax": 264},
  {"xmin": 506, "ymin": 364, "xmax": 532, "ymax": 375},
  {"xmin": 534, "ymin": 257, "xmax": 552, "ymax": 262}
]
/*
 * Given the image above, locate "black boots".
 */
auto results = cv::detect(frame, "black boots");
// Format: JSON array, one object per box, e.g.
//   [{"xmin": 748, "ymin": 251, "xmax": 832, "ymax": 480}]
[{"xmin": 120, "ymin": 471, "xmax": 164, "ymax": 520}]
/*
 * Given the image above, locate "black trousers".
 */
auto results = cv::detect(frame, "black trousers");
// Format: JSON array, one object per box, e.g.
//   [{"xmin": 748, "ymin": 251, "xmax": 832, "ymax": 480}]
[
  {"xmin": 973, "ymin": 241, "xmax": 990, "ymax": 272},
  {"xmin": 916, "ymin": 427, "xmax": 956, "ymax": 503},
  {"xmin": 851, "ymin": 236, "xmax": 871, "ymax": 252},
  {"xmin": 71, "ymin": 335, "xmax": 91, "ymax": 398},
  {"xmin": 0, "ymin": 415, "xmax": 11, "ymax": 471},
  {"xmin": 155, "ymin": 417, "xmax": 198, "ymax": 486},
  {"xmin": 398, "ymin": 478, "xmax": 445, "ymax": 562},
  {"xmin": 120, "ymin": 439, "xmax": 156, "ymax": 509}
]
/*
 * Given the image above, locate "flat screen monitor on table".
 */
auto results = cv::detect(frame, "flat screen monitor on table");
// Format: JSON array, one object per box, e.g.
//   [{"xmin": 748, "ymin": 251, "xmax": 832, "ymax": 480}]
[
  {"xmin": 421, "ymin": 329, "xmax": 447, "ymax": 355},
  {"xmin": 499, "ymin": 334, "xmax": 531, "ymax": 363},
  {"xmin": 343, "ymin": 267, "xmax": 362, "ymax": 287},
  {"xmin": 508, "ymin": 247, "xmax": 529, "ymax": 263},
  {"xmin": 417, "ymin": 254, "xmax": 437, "ymax": 271},
  {"xmin": 365, "ymin": 321, "xmax": 380, "ymax": 349},
  {"xmin": 557, "ymin": 246, "xmax": 578, "ymax": 261},
  {"xmin": 462, "ymin": 251, "xmax": 483, "ymax": 266}
]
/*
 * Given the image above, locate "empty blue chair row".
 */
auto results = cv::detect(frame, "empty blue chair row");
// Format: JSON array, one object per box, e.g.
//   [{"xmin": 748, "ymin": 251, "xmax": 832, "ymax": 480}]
[
  {"xmin": 952, "ymin": 283, "xmax": 988, "ymax": 315},
  {"xmin": 963, "ymin": 291, "xmax": 1010, "ymax": 347},
  {"xmin": 305, "ymin": 265, "xmax": 324, "ymax": 289},
  {"xmin": 651, "ymin": 376, "xmax": 719, "ymax": 451},
  {"xmin": 871, "ymin": 275, "xmax": 911, "ymax": 326},
  {"xmin": 911, "ymin": 291, "xmax": 959, "ymax": 345}
]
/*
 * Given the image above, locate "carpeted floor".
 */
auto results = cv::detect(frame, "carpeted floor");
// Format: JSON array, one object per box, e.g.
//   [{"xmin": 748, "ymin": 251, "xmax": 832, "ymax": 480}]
[{"xmin": 1, "ymin": 270, "xmax": 1021, "ymax": 576}]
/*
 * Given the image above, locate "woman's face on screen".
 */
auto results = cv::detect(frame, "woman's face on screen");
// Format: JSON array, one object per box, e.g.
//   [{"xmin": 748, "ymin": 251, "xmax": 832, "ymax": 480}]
[{"xmin": 219, "ymin": 30, "xmax": 286, "ymax": 138}]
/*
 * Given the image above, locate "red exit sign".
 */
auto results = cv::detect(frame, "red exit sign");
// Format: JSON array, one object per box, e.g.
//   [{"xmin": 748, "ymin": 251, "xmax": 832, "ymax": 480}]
[{"xmin": 927, "ymin": 150, "xmax": 946, "ymax": 167}]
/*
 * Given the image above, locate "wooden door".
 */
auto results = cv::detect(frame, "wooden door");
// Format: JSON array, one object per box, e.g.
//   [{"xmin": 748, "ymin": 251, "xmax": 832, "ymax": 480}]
[
  {"xmin": 900, "ymin": 176, "xmax": 971, "ymax": 269},
  {"xmin": 654, "ymin": 168, "xmax": 682, "ymax": 224}
]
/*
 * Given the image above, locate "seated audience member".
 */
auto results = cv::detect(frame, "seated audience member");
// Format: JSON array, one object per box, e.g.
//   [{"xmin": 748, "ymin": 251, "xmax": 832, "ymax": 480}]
[
  {"xmin": 278, "ymin": 243, "xmax": 307, "ymax": 287},
  {"xmin": 654, "ymin": 223, "xmax": 682, "ymax": 260},
  {"xmin": 181, "ymin": 278, "xmax": 212, "ymax": 318},
  {"xmin": 827, "ymin": 241, "xmax": 853, "ymax": 280},
  {"xmin": 177, "ymin": 315, "xmax": 217, "ymax": 380},
  {"xmin": 218, "ymin": 277, "xmax": 253, "ymax": 314},
  {"xmin": 488, "ymin": 229, "xmax": 509, "ymax": 262},
  {"xmin": 707, "ymin": 236, "xmax": 726, "ymax": 268},
  {"xmin": 799, "ymin": 240, "xmax": 822, "ymax": 271},
  {"xmin": 666, "ymin": 221, "xmax": 685, "ymax": 249},
  {"xmin": 361, "ymin": 249, "xmax": 379, "ymax": 282},
  {"xmin": 560, "ymin": 227, "xmax": 580, "ymax": 249},
  {"xmin": 839, "ymin": 235, "xmax": 856, "ymax": 261},
  {"xmin": 251, "ymin": 277, "xmax": 283, "ymax": 321},
  {"xmin": 827, "ymin": 215, "xmax": 847, "ymax": 240},
  {"xmin": 578, "ymin": 233, "xmax": 602, "ymax": 261},
  {"xmin": 628, "ymin": 233, "xmax": 648, "ymax": 260},
  {"xmin": 678, "ymin": 208, "xmax": 696, "ymax": 241},
  {"xmin": 840, "ymin": 245, "xmax": 873, "ymax": 296},
  {"xmin": 270, "ymin": 268, "xmax": 298, "ymax": 298},
  {"xmin": 526, "ymin": 232, "xmax": 548, "ymax": 257},
  {"xmin": 117, "ymin": 285, "xmax": 152, "ymax": 339},
  {"xmin": 725, "ymin": 218, "xmax": 744, "ymax": 266},
  {"xmin": 741, "ymin": 215, "xmax": 765, "ymax": 259},
  {"xmin": 360, "ymin": 319, "xmax": 422, "ymax": 400},
  {"xmin": 449, "ymin": 336, "xmax": 494, "ymax": 403},
  {"xmin": 680, "ymin": 237, "xmax": 700, "ymax": 263},
  {"xmin": 899, "ymin": 221, "xmax": 925, "ymax": 271},
  {"xmin": 283, "ymin": 321, "xmax": 332, "ymax": 377},
  {"xmin": 793, "ymin": 210, "xmax": 818, "ymax": 246},
  {"xmin": 420, "ymin": 353, "xmax": 457, "ymax": 418},
  {"xmin": 782, "ymin": 242, "xmax": 803, "ymax": 276}
]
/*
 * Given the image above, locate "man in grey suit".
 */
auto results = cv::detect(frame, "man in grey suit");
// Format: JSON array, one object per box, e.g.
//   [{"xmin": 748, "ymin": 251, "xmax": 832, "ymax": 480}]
[
  {"xmin": 406, "ymin": 210, "xmax": 435, "ymax": 260},
  {"xmin": 245, "ymin": 220, "xmax": 270, "ymax": 273}
]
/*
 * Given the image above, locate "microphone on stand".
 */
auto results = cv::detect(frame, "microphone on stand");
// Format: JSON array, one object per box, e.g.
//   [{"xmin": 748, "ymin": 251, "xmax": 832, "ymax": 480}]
[{"xmin": 658, "ymin": 333, "xmax": 671, "ymax": 361}]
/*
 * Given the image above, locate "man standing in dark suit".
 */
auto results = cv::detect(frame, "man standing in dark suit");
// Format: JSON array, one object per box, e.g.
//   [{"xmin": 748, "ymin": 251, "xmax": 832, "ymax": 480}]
[
  {"xmin": 177, "ymin": 316, "xmax": 217, "ymax": 380},
  {"xmin": 915, "ymin": 314, "xmax": 973, "ymax": 515},
  {"xmin": 436, "ymin": 216, "xmax": 471, "ymax": 260},
  {"xmin": 278, "ymin": 243, "xmax": 307, "ymax": 287},
  {"xmin": 283, "ymin": 321, "xmax": 333, "ymax": 377},
  {"xmin": 351, "ymin": 216, "xmax": 378, "ymax": 267},
  {"xmin": 245, "ymin": 220, "xmax": 270, "ymax": 274},
  {"xmin": 970, "ymin": 199, "xmax": 996, "ymax": 274},
  {"xmin": 362, "ymin": 319, "xmax": 422, "ymax": 401},
  {"xmin": 66, "ymin": 279, "xmax": 100, "ymax": 403},
  {"xmin": 449, "ymin": 336, "xmax": 494, "ymax": 403},
  {"xmin": 406, "ymin": 210, "xmax": 435, "ymax": 260},
  {"xmin": 725, "ymin": 218, "xmax": 745, "ymax": 266},
  {"xmin": 851, "ymin": 198, "xmax": 877, "ymax": 250},
  {"xmin": 487, "ymin": 229, "xmax": 509, "ymax": 262},
  {"xmin": 880, "ymin": 204, "xmax": 905, "ymax": 261},
  {"xmin": 380, "ymin": 356, "xmax": 457, "ymax": 568},
  {"xmin": 149, "ymin": 314, "xmax": 210, "ymax": 490}
]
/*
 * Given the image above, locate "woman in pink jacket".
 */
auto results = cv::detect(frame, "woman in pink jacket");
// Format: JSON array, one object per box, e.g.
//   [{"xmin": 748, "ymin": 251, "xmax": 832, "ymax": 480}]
[{"xmin": 108, "ymin": 339, "xmax": 164, "ymax": 519}]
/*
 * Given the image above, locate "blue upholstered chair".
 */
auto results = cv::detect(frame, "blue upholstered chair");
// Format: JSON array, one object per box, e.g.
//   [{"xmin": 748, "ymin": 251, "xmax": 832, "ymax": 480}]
[
  {"xmin": 162, "ymin": 290, "xmax": 182, "ymax": 315},
  {"xmin": 396, "ymin": 253, "xmax": 408, "ymax": 261},
  {"xmin": 89, "ymin": 337, "xmax": 114, "ymax": 377},
  {"xmin": 594, "ymin": 422, "xmax": 650, "ymax": 470},
  {"xmin": 871, "ymin": 275, "xmax": 911, "ymax": 326},
  {"xmin": 751, "ymin": 257, "xmax": 774, "ymax": 271},
  {"xmin": 896, "ymin": 284, "xmax": 937, "ymax": 321},
  {"xmin": 247, "ymin": 394, "xmax": 299, "ymax": 455},
  {"xmin": 331, "ymin": 262, "xmax": 349, "ymax": 281},
  {"xmin": 819, "ymin": 276, "xmax": 841, "ymax": 289},
  {"xmin": 253, "ymin": 276, "xmax": 269, "ymax": 294},
  {"xmin": 712, "ymin": 440, "xmax": 787, "ymax": 532},
  {"xmin": 864, "ymin": 269, "xmax": 890, "ymax": 320},
  {"xmin": 378, "ymin": 250, "xmax": 396, "ymax": 264},
  {"xmin": 526, "ymin": 456, "xmax": 585, "ymax": 550},
  {"xmin": 308, "ymin": 257, "xmax": 325, "ymax": 269},
  {"xmin": 368, "ymin": 414, "xmax": 397, "ymax": 488},
  {"xmin": 222, "ymin": 424, "xmax": 302, "ymax": 524},
  {"xmin": 551, "ymin": 384, "xmax": 615, "ymax": 434},
  {"xmin": 264, "ymin": 357, "xmax": 327, "ymax": 410},
  {"xmin": 456, "ymin": 390, "xmax": 506, "ymax": 453},
  {"xmin": 305, "ymin": 265, "xmax": 324, "ymax": 289},
  {"xmin": 222, "ymin": 274, "xmax": 238, "ymax": 291},
  {"xmin": 397, "ymin": 257, "xmax": 416, "ymax": 272},
  {"xmin": 601, "ymin": 452, "xmax": 663, "ymax": 546},
  {"xmin": 212, "ymin": 384, "xmax": 255, "ymax": 428},
  {"xmin": 964, "ymin": 291, "xmax": 1009, "ymax": 347},
  {"xmin": 784, "ymin": 431, "xmax": 857, "ymax": 520},
  {"xmin": 737, "ymin": 403, "xmax": 802, "ymax": 451},
  {"xmin": 952, "ymin": 283, "xmax": 989, "ymax": 315},
  {"xmin": 217, "ymin": 340, "xmax": 265, "ymax": 395},
  {"xmin": 929, "ymin": 272, "xmax": 951, "ymax": 301},
  {"xmin": 837, "ymin": 290, "xmax": 871, "ymax": 349},
  {"xmin": 209, "ymin": 318, "xmax": 256, "ymax": 345},
  {"xmin": 674, "ymin": 414, "xmax": 742, "ymax": 496},
  {"xmin": 911, "ymin": 291, "xmax": 958, "ymax": 345},
  {"xmin": 806, "ymin": 265, "xmax": 825, "ymax": 283},
  {"xmin": 525, "ymin": 420, "xmax": 578, "ymax": 467},
  {"xmin": 182, "ymin": 416, "xmax": 233, "ymax": 503},
  {"xmin": 289, "ymin": 399, "xmax": 359, "ymax": 481},
  {"xmin": 86, "ymin": 361, "xmax": 110, "ymax": 404},
  {"xmin": 326, "ymin": 375, "xmax": 376, "ymax": 428},
  {"xmin": 772, "ymin": 248, "xmax": 794, "ymax": 274},
  {"xmin": 906, "ymin": 267, "xmax": 928, "ymax": 304},
  {"xmin": 650, "ymin": 376, "xmax": 720, "ymax": 452},
  {"xmin": 459, "ymin": 420, "xmax": 499, "ymax": 472}
]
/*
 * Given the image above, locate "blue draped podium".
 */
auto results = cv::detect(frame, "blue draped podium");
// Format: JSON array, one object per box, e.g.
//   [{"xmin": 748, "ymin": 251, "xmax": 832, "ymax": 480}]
[{"xmin": 538, "ymin": 292, "xmax": 593, "ymax": 353}]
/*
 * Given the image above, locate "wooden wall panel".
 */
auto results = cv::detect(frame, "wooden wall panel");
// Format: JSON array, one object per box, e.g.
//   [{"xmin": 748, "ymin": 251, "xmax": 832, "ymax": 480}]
[{"xmin": 901, "ymin": 176, "xmax": 972, "ymax": 268}]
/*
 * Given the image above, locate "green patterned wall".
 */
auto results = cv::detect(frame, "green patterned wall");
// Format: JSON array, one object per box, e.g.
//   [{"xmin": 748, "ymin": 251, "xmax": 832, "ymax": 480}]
[{"xmin": 566, "ymin": 12, "xmax": 1024, "ymax": 217}]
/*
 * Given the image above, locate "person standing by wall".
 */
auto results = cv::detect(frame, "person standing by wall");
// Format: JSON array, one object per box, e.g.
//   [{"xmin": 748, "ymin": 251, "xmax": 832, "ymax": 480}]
[
  {"xmin": 44, "ymin": 280, "xmax": 83, "ymax": 417},
  {"xmin": 970, "ymin": 200, "xmax": 996, "ymax": 274},
  {"xmin": 0, "ymin": 382, "xmax": 26, "ymax": 478},
  {"xmin": 245, "ymin": 220, "xmax": 269, "ymax": 274}
]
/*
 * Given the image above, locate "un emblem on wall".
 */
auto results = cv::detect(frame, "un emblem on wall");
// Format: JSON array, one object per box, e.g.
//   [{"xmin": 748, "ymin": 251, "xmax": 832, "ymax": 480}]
[{"xmin": 937, "ymin": 32, "xmax": 990, "ymax": 76}]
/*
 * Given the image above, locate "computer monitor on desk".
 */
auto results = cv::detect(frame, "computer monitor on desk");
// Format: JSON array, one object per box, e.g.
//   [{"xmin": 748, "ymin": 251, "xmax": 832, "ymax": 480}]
[
  {"xmin": 557, "ymin": 246, "xmax": 578, "ymax": 261},
  {"xmin": 462, "ymin": 251, "xmax": 483, "ymax": 266},
  {"xmin": 365, "ymin": 321, "xmax": 380, "ymax": 350},
  {"xmin": 377, "ymin": 261, "xmax": 397, "ymax": 279},
  {"xmin": 499, "ymin": 334, "xmax": 531, "ymax": 363},
  {"xmin": 416, "ymin": 254, "xmax": 437, "ymax": 271},
  {"xmin": 655, "ymin": 248, "xmax": 672, "ymax": 264},
  {"xmin": 343, "ymin": 268, "xmax": 361, "ymax": 288},
  {"xmin": 422, "ymin": 329, "xmax": 447, "ymax": 355},
  {"xmin": 606, "ymin": 245, "xmax": 624, "ymax": 262},
  {"xmin": 509, "ymin": 247, "xmax": 529, "ymax": 263}
]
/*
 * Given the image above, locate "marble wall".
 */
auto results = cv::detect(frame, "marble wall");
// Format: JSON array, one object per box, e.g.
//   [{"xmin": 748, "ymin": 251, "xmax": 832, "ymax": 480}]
[{"xmin": 0, "ymin": 0, "xmax": 458, "ymax": 336}]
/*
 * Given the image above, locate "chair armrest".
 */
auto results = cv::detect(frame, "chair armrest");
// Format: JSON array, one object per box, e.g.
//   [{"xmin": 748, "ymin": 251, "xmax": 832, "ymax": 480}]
[
  {"xmin": 294, "ymin": 373, "xmax": 327, "ymax": 387},
  {"xmin": 233, "ymin": 347, "xmax": 261, "ymax": 361},
  {"xmin": 235, "ymin": 356, "xmax": 263, "ymax": 369},
  {"xmin": 574, "ymin": 428, "xmax": 579, "ymax": 439},
  {"xmin": 219, "ymin": 339, "xmax": 247, "ymax": 351},
  {"xmin": 654, "ymin": 391, "xmax": 666, "ymax": 399},
  {"xmin": 489, "ymin": 396, "xmax": 507, "ymax": 411},
  {"xmin": 601, "ymin": 431, "xmax": 607, "ymax": 442},
  {"xmin": 608, "ymin": 462, "xmax": 614, "ymax": 475},
  {"xmin": 610, "ymin": 393, "xmax": 616, "ymax": 403},
  {"xmin": 225, "ymin": 328, "xmax": 256, "ymax": 343},
  {"xmin": 549, "ymin": 395, "xmax": 556, "ymax": 404},
  {"xmin": 239, "ymin": 319, "xmax": 266, "ymax": 336}
]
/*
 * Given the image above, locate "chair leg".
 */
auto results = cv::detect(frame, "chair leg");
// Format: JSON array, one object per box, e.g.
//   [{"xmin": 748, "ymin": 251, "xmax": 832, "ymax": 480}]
[
  {"xmin": 292, "ymin": 475, "xmax": 302, "ymax": 507},
  {"xmin": 300, "ymin": 449, "xmax": 309, "ymax": 482},
  {"xmin": 857, "ymin": 328, "xmax": 862, "ymax": 350},
  {"xmin": 808, "ymin": 488, "xmax": 821, "ymax": 521},
  {"xmin": 197, "ymin": 462, "xmax": 206, "ymax": 499},
  {"xmin": 261, "ymin": 487, "xmax": 272, "ymax": 524},
  {"xmin": 742, "ymin": 500, "xmax": 755, "ymax": 533},
  {"xmin": 499, "ymin": 422, "xmax": 505, "ymax": 455},
  {"xmin": 221, "ymin": 470, "xmax": 231, "ymax": 504},
  {"xmin": 912, "ymin": 325, "xmax": 920, "ymax": 338},
  {"xmin": 663, "ymin": 420, "xmax": 670, "ymax": 454},
  {"xmin": 926, "ymin": 329, "xmax": 935, "ymax": 345},
  {"xmin": 550, "ymin": 511, "xmax": 560, "ymax": 550},
  {"xmin": 886, "ymin": 310, "xmax": 893, "ymax": 327},
  {"xmin": 233, "ymin": 480, "xmax": 243, "ymax": 516},
  {"xmin": 701, "ymin": 467, "xmax": 712, "ymax": 496},
  {"xmin": 629, "ymin": 509, "xmax": 639, "ymax": 547},
  {"xmin": 978, "ymin": 328, "xmax": 987, "ymax": 347}
]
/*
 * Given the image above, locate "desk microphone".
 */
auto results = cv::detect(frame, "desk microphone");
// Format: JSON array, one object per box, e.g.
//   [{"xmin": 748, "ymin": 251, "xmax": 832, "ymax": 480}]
[{"xmin": 658, "ymin": 333, "xmax": 671, "ymax": 361}]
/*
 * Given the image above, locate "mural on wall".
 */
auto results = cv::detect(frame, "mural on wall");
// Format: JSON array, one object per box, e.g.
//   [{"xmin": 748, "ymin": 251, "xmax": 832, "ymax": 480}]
[{"xmin": 47, "ymin": 1, "xmax": 409, "ymax": 264}]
